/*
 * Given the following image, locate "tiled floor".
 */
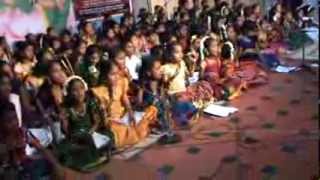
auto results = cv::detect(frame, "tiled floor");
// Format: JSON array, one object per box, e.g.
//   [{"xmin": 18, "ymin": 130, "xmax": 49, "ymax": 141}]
[{"xmin": 63, "ymin": 69, "xmax": 319, "ymax": 180}]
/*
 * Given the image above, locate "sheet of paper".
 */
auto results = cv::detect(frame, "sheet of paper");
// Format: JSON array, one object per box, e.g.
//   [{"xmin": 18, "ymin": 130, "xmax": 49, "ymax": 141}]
[
  {"xmin": 203, "ymin": 104, "xmax": 238, "ymax": 117},
  {"xmin": 92, "ymin": 132, "xmax": 111, "ymax": 149},
  {"xmin": 189, "ymin": 72, "xmax": 200, "ymax": 84},
  {"xmin": 9, "ymin": 93, "xmax": 22, "ymax": 127},
  {"xmin": 273, "ymin": 65, "xmax": 299, "ymax": 73},
  {"xmin": 120, "ymin": 112, "xmax": 145, "ymax": 126},
  {"xmin": 25, "ymin": 144, "xmax": 37, "ymax": 156},
  {"xmin": 29, "ymin": 128, "xmax": 53, "ymax": 147}
]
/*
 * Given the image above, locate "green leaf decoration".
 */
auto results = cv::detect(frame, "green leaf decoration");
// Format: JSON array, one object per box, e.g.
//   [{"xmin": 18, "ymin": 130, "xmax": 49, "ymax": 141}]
[
  {"xmin": 187, "ymin": 146, "xmax": 201, "ymax": 155},
  {"xmin": 261, "ymin": 123, "xmax": 276, "ymax": 129},
  {"xmin": 277, "ymin": 109, "xmax": 289, "ymax": 116},
  {"xmin": 208, "ymin": 131, "xmax": 225, "ymax": 138},
  {"xmin": 158, "ymin": 164, "xmax": 175, "ymax": 175}
]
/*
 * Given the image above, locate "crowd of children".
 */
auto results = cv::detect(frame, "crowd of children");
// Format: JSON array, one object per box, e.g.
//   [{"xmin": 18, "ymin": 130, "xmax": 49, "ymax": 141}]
[{"xmin": 0, "ymin": 0, "xmax": 317, "ymax": 178}]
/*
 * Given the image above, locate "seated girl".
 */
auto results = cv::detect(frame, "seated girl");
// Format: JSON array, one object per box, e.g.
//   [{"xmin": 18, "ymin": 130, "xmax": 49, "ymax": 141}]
[
  {"xmin": 0, "ymin": 73, "xmax": 22, "ymax": 126},
  {"xmin": 200, "ymin": 38, "xmax": 227, "ymax": 100},
  {"xmin": 14, "ymin": 42, "xmax": 37, "ymax": 80},
  {"xmin": 112, "ymin": 49, "xmax": 140, "ymax": 105},
  {"xmin": 0, "ymin": 103, "xmax": 62, "ymax": 179},
  {"xmin": 138, "ymin": 57, "xmax": 170, "ymax": 132},
  {"xmin": 78, "ymin": 45, "xmax": 101, "ymax": 88},
  {"xmin": 56, "ymin": 76, "xmax": 112, "ymax": 171},
  {"xmin": 92, "ymin": 60, "xmax": 158, "ymax": 148},
  {"xmin": 220, "ymin": 41, "xmax": 267, "ymax": 100},
  {"xmin": 37, "ymin": 61, "xmax": 67, "ymax": 123}
]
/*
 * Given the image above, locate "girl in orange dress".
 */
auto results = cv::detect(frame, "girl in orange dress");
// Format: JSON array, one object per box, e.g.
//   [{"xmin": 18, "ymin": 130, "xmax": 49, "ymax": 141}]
[
  {"xmin": 91, "ymin": 59, "xmax": 157, "ymax": 148},
  {"xmin": 220, "ymin": 42, "xmax": 247, "ymax": 100}
]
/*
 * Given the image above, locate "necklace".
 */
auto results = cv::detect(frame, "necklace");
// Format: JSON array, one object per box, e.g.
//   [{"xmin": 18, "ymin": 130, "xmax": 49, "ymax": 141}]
[{"xmin": 71, "ymin": 104, "xmax": 87, "ymax": 117}]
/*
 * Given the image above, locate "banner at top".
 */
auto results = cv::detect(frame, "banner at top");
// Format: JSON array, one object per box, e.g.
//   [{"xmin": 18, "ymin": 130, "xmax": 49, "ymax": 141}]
[{"xmin": 74, "ymin": 0, "xmax": 131, "ymax": 19}]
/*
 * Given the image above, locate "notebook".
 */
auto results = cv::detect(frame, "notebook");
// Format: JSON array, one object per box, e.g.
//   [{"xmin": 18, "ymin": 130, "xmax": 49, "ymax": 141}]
[
  {"xmin": 189, "ymin": 72, "xmax": 200, "ymax": 84},
  {"xmin": 92, "ymin": 132, "xmax": 111, "ymax": 149},
  {"xmin": 203, "ymin": 104, "xmax": 238, "ymax": 117}
]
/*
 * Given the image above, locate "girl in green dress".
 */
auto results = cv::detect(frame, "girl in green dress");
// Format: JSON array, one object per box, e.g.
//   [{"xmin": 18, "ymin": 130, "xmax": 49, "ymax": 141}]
[{"xmin": 57, "ymin": 76, "xmax": 112, "ymax": 171}]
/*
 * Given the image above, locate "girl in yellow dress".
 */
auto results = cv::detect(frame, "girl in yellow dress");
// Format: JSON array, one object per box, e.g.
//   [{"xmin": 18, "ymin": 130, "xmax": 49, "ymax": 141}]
[{"xmin": 92, "ymin": 58, "xmax": 157, "ymax": 148}]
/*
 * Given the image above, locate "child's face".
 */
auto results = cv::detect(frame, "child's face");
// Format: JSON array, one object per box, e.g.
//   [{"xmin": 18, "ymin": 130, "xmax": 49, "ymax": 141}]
[
  {"xmin": 0, "ymin": 47, "xmax": 4, "ymax": 58},
  {"xmin": 209, "ymin": 40, "xmax": 220, "ymax": 56},
  {"xmin": 50, "ymin": 63, "xmax": 66, "ymax": 85},
  {"xmin": 150, "ymin": 61, "xmax": 162, "ymax": 80},
  {"xmin": 84, "ymin": 23, "xmax": 95, "ymax": 35},
  {"xmin": 53, "ymin": 40, "xmax": 61, "ymax": 50},
  {"xmin": 107, "ymin": 29, "xmax": 115, "ymax": 39},
  {"xmin": 62, "ymin": 35, "xmax": 71, "ymax": 43},
  {"xmin": 172, "ymin": 45, "xmax": 183, "ymax": 62},
  {"xmin": 24, "ymin": 45, "xmax": 34, "ymax": 60},
  {"xmin": 89, "ymin": 52, "xmax": 100, "ymax": 65},
  {"xmin": 227, "ymin": 27, "xmax": 237, "ymax": 41},
  {"xmin": 0, "ymin": 76, "xmax": 12, "ymax": 99},
  {"xmin": 107, "ymin": 65, "xmax": 120, "ymax": 85},
  {"xmin": 78, "ymin": 43, "xmax": 87, "ymax": 55},
  {"xmin": 130, "ymin": 36, "xmax": 139, "ymax": 50},
  {"xmin": 0, "ymin": 64, "xmax": 14, "ymax": 79},
  {"xmin": 113, "ymin": 24, "xmax": 120, "ymax": 34},
  {"xmin": 254, "ymin": 5, "xmax": 261, "ymax": 15},
  {"xmin": 193, "ymin": 38, "xmax": 201, "ymax": 50},
  {"xmin": 236, "ymin": 16, "xmax": 245, "ymax": 26},
  {"xmin": 285, "ymin": 12, "xmax": 293, "ymax": 20},
  {"xmin": 115, "ymin": 51, "xmax": 126, "ymax": 70},
  {"xmin": 70, "ymin": 81, "xmax": 86, "ymax": 104},
  {"xmin": 179, "ymin": 25, "xmax": 188, "ymax": 37},
  {"xmin": 276, "ymin": 4, "xmax": 282, "ymax": 12},
  {"xmin": 125, "ymin": 42, "xmax": 135, "ymax": 56}
]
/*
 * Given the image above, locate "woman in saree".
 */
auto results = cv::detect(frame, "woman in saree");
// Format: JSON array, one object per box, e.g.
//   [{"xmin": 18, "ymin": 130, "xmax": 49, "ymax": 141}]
[
  {"xmin": 56, "ymin": 76, "xmax": 111, "ymax": 171},
  {"xmin": 91, "ymin": 60, "xmax": 157, "ymax": 148}
]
